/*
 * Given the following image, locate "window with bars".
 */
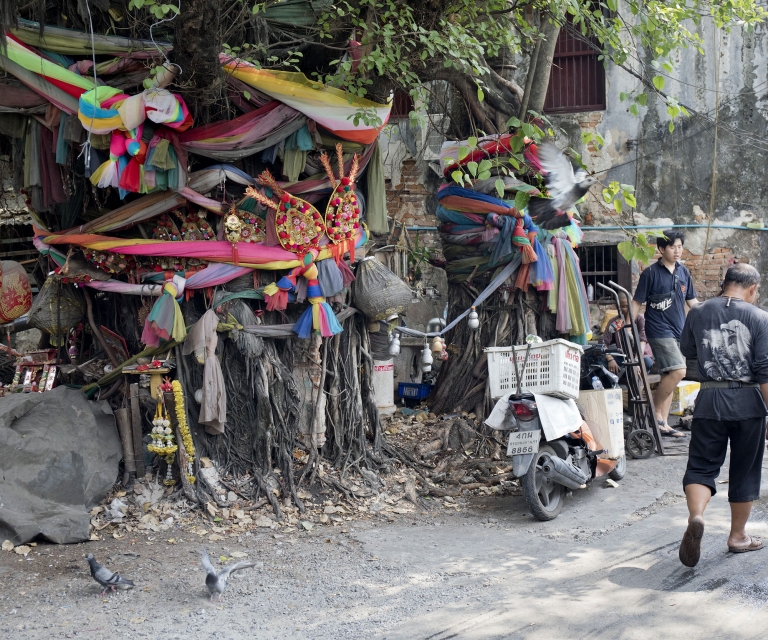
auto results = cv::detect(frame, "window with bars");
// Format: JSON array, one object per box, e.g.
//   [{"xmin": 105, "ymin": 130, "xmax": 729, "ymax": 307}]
[
  {"xmin": 390, "ymin": 89, "xmax": 414, "ymax": 119},
  {"xmin": 543, "ymin": 23, "xmax": 606, "ymax": 113},
  {"xmin": 576, "ymin": 244, "xmax": 631, "ymax": 301}
]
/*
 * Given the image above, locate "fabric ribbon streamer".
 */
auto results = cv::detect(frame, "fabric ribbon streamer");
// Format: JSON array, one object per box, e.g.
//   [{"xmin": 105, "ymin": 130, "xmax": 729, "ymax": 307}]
[
  {"xmin": 141, "ymin": 276, "xmax": 187, "ymax": 347},
  {"xmin": 292, "ymin": 264, "xmax": 343, "ymax": 338}
]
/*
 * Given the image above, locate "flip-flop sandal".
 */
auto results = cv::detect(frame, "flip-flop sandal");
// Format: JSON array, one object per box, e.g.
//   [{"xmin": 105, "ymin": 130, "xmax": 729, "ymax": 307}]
[
  {"xmin": 728, "ymin": 535, "xmax": 764, "ymax": 554},
  {"xmin": 679, "ymin": 516, "xmax": 705, "ymax": 567},
  {"xmin": 660, "ymin": 428, "xmax": 686, "ymax": 438}
]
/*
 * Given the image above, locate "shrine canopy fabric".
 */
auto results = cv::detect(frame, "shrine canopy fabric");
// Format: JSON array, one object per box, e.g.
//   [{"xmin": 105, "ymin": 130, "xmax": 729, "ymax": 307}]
[
  {"xmin": 10, "ymin": 19, "xmax": 171, "ymax": 57},
  {"xmin": 222, "ymin": 57, "xmax": 391, "ymax": 145}
]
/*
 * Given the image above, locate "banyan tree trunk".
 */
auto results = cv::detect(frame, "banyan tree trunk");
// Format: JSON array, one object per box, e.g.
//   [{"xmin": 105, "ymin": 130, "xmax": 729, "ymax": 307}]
[{"xmin": 431, "ymin": 284, "xmax": 550, "ymax": 421}]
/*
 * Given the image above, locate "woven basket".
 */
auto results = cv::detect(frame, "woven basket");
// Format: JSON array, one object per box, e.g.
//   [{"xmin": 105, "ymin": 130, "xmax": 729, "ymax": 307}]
[
  {"xmin": 28, "ymin": 276, "xmax": 86, "ymax": 346},
  {"xmin": 352, "ymin": 257, "xmax": 413, "ymax": 321}
]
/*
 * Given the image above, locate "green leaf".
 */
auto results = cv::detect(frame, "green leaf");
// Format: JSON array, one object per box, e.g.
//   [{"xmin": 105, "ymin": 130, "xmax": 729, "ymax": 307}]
[
  {"xmin": 668, "ymin": 121, "xmax": 675, "ymax": 133},
  {"xmin": 521, "ymin": 123, "xmax": 535, "ymax": 138},
  {"xmin": 662, "ymin": 62, "xmax": 674, "ymax": 72},
  {"xmin": 625, "ymin": 193, "xmax": 637, "ymax": 208},
  {"xmin": 506, "ymin": 116, "xmax": 521, "ymax": 129},
  {"xmin": 494, "ymin": 178, "xmax": 505, "ymax": 198},
  {"xmin": 514, "ymin": 191, "xmax": 530, "ymax": 211},
  {"xmin": 458, "ymin": 146, "xmax": 470, "ymax": 161},
  {"xmin": 667, "ymin": 105, "xmax": 679, "ymax": 118},
  {"xmin": 443, "ymin": 157, "xmax": 456, "ymax": 167},
  {"xmin": 508, "ymin": 156, "xmax": 520, "ymax": 170},
  {"xmin": 467, "ymin": 161, "xmax": 478, "ymax": 177},
  {"xmin": 602, "ymin": 188, "xmax": 613, "ymax": 203},
  {"xmin": 478, "ymin": 159, "xmax": 491, "ymax": 172},
  {"xmin": 467, "ymin": 136, "xmax": 478, "ymax": 149},
  {"xmin": 451, "ymin": 170, "xmax": 464, "ymax": 186},
  {"xmin": 613, "ymin": 198, "xmax": 623, "ymax": 214},
  {"xmin": 606, "ymin": 0, "xmax": 618, "ymax": 10},
  {"xmin": 652, "ymin": 75, "xmax": 665, "ymax": 91},
  {"xmin": 477, "ymin": 170, "xmax": 491, "ymax": 181},
  {"xmin": 640, "ymin": 245, "xmax": 657, "ymax": 262},
  {"xmin": 510, "ymin": 135, "xmax": 524, "ymax": 153},
  {"xmin": 637, "ymin": 93, "xmax": 648, "ymax": 106},
  {"xmin": 617, "ymin": 240, "xmax": 635, "ymax": 262},
  {"xmin": 243, "ymin": 90, "xmax": 251, "ymax": 101},
  {"xmin": 619, "ymin": 92, "xmax": 628, "ymax": 102},
  {"xmin": 629, "ymin": 103, "xmax": 639, "ymax": 116},
  {"xmin": 477, "ymin": 86, "xmax": 485, "ymax": 102}
]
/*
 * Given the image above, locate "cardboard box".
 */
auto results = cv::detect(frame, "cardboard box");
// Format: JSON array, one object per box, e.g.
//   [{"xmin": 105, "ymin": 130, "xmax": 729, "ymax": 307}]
[
  {"xmin": 578, "ymin": 388, "xmax": 625, "ymax": 459},
  {"xmin": 670, "ymin": 380, "xmax": 700, "ymax": 416}
]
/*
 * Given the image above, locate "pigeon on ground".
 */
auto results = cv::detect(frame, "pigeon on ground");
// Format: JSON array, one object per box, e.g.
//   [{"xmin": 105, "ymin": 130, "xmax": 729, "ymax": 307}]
[
  {"xmin": 201, "ymin": 547, "xmax": 257, "ymax": 601},
  {"xmin": 84, "ymin": 553, "xmax": 135, "ymax": 596},
  {"xmin": 526, "ymin": 142, "xmax": 596, "ymax": 230}
]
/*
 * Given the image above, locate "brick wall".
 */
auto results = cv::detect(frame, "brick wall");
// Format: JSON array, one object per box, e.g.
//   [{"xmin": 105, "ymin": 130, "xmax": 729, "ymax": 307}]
[{"xmin": 385, "ymin": 158, "xmax": 440, "ymax": 250}]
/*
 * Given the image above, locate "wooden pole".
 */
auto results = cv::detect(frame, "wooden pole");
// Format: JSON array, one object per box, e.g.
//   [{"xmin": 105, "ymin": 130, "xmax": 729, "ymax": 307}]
[
  {"xmin": 115, "ymin": 407, "xmax": 136, "ymax": 486},
  {"xmin": 129, "ymin": 382, "xmax": 146, "ymax": 477}
]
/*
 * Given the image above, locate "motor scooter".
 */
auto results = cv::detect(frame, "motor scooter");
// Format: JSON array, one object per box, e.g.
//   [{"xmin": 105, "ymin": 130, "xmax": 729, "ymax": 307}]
[{"xmin": 485, "ymin": 337, "xmax": 626, "ymax": 521}]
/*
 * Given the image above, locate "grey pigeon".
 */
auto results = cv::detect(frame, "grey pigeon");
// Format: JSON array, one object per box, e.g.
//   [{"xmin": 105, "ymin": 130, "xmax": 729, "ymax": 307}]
[
  {"xmin": 201, "ymin": 547, "xmax": 257, "ymax": 601},
  {"xmin": 527, "ymin": 142, "xmax": 596, "ymax": 229},
  {"xmin": 84, "ymin": 553, "xmax": 135, "ymax": 596}
]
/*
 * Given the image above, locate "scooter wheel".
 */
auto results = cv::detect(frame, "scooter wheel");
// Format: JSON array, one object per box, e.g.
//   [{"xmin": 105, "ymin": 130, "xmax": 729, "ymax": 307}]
[{"xmin": 626, "ymin": 429, "xmax": 656, "ymax": 460}]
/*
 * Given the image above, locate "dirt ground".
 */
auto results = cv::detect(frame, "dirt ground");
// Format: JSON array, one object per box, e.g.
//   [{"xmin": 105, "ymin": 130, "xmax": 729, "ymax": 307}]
[
  {"xmin": 2, "ymin": 422, "xmax": 767, "ymax": 640},
  {"xmin": 0, "ymin": 447, "xmax": 699, "ymax": 640}
]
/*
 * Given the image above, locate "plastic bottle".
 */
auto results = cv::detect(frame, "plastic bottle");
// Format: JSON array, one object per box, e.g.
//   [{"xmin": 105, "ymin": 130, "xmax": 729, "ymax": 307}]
[
  {"xmin": 591, "ymin": 375, "xmax": 604, "ymax": 390},
  {"xmin": 587, "ymin": 284, "xmax": 594, "ymax": 301}
]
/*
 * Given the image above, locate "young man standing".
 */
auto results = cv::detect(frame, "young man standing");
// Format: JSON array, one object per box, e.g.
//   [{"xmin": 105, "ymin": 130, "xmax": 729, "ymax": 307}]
[
  {"xmin": 677, "ymin": 263, "xmax": 768, "ymax": 566},
  {"xmin": 632, "ymin": 231, "xmax": 698, "ymax": 438}
]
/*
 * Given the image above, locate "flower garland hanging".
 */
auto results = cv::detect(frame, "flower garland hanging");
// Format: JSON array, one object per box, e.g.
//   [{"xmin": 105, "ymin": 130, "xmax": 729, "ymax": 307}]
[
  {"xmin": 147, "ymin": 400, "xmax": 177, "ymax": 485},
  {"xmin": 172, "ymin": 379, "xmax": 196, "ymax": 485}
]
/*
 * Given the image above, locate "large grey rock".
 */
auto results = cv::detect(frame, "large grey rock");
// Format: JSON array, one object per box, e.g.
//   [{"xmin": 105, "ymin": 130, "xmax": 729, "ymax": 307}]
[{"xmin": 0, "ymin": 387, "xmax": 121, "ymax": 544}]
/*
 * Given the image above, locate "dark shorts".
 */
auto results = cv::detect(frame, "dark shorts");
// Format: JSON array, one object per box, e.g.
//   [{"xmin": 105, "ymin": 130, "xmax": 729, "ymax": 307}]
[
  {"xmin": 683, "ymin": 417, "xmax": 766, "ymax": 502},
  {"xmin": 648, "ymin": 337, "xmax": 686, "ymax": 373}
]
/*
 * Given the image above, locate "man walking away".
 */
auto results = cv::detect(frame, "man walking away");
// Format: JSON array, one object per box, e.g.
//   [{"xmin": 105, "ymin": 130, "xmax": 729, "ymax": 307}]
[
  {"xmin": 632, "ymin": 231, "xmax": 698, "ymax": 438},
  {"xmin": 678, "ymin": 263, "xmax": 768, "ymax": 567}
]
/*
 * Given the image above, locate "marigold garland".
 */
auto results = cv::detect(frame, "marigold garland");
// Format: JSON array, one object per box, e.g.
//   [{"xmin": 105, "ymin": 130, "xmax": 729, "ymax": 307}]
[{"xmin": 172, "ymin": 380, "xmax": 197, "ymax": 484}]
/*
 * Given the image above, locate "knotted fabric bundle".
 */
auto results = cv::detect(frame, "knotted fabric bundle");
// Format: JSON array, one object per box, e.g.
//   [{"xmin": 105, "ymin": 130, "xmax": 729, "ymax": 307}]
[{"xmin": 141, "ymin": 275, "xmax": 186, "ymax": 346}]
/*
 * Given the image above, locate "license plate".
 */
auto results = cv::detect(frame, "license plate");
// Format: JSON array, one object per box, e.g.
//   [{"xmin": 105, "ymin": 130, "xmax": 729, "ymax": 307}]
[{"xmin": 507, "ymin": 430, "xmax": 541, "ymax": 456}]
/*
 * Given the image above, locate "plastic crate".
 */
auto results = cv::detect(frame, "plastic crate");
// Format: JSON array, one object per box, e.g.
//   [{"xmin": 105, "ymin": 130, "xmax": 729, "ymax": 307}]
[
  {"xmin": 398, "ymin": 382, "xmax": 433, "ymax": 400},
  {"xmin": 485, "ymin": 339, "xmax": 583, "ymax": 400}
]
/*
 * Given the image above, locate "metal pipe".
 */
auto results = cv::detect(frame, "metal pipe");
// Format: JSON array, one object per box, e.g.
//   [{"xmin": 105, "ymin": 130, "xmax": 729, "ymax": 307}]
[
  {"xmin": 540, "ymin": 455, "xmax": 588, "ymax": 490},
  {"xmin": 581, "ymin": 224, "xmax": 767, "ymax": 231},
  {"xmin": 0, "ymin": 316, "xmax": 30, "ymax": 334}
]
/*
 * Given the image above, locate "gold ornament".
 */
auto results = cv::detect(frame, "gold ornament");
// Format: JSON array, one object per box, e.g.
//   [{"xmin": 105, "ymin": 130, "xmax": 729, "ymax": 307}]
[
  {"xmin": 321, "ymin": 143, "xmax": 362, "ymax": 244},
  {"xmin": 245, "ymin": 170, "xmax": 326, "ymax": 255}
]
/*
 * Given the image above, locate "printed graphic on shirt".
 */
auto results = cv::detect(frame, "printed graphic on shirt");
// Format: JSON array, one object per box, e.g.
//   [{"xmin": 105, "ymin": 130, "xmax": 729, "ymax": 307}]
[{"xmin": 701, "ymin": 319, "xmax": 752, "ymax": 381}]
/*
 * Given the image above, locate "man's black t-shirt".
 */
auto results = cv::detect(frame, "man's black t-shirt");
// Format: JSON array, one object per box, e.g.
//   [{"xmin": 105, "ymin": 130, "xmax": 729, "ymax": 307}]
[
  {"xmin": 680, "ymin": 296, "xmax": 768, "ymax": 420},
  {"xmin": 633, "ymin": 259, "xmax": 697, "ymax": 340}
]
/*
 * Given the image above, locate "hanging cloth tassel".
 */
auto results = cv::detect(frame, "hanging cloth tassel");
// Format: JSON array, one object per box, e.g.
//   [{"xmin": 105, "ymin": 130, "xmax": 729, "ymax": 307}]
[
  {"xmin": 90, "ymin": 130, "xmax": 127, "ymax": 188},
  {"xmin": 530, "ymin": 237, "xmax": 554, "ymax": 290},
  {"xmin": 293, "ymin": 279, "xmax": 343, "ymax": 338},
  {"xmin": 141, "ymin": 277, "xmax": 187, "ymax": 347},
  {"xmin": 512, "ymin": 218, "xmax": 537, "ymax": 263}
]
